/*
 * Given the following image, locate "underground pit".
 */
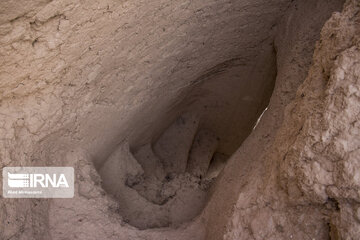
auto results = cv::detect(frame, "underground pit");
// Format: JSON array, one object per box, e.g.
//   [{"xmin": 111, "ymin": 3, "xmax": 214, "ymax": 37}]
[
  {"xmin": 1, "ymin": 0, "xmax": 358, "ymax": 240},
  {"xmin": 97, "ymin": 52, "xmax": 276, "ymax": 229}
]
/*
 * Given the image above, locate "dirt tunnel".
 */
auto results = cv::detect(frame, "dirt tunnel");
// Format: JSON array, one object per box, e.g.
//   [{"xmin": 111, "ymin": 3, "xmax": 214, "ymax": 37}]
[
  {"xmin": 97, "ymin": 51, "xmax": 276, "ymax": 229},
  {"xmin": 1, "ymin": 0, "xmax": 358, "ymax": 240}
]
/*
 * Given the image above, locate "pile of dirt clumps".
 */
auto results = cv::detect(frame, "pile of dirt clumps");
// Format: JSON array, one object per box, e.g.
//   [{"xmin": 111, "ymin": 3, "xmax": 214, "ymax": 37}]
[{"xmin": 99, "ymin": 113, "xmax": 223, "ymax": 229}]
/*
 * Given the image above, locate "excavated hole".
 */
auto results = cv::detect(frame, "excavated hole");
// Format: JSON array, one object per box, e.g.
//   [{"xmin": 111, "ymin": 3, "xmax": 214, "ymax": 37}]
[{"xmin": 97, "ymin": 48, "xmax": 277, "ymax": 230}]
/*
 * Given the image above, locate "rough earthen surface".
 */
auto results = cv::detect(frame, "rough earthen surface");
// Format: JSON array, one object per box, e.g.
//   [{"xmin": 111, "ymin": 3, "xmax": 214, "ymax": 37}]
[
  {"xmin": 1, "ymin": 0, "xmax": 359, "ymax": 239},
  {"xmin": 221, "ymin": 1, "xmax": 359, "ymax": 240}
]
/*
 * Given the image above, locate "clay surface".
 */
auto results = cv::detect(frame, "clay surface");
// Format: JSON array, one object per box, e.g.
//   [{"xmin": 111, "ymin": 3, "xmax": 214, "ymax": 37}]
[{"xmin": 1, "ymin": 0, "xmax": 359, "ymax": 239}]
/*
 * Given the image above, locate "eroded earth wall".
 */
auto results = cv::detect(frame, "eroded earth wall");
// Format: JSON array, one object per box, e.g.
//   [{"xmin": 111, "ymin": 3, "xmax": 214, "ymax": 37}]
[
  {"xmin": 221, "ymin": 1, "xmax": 360, "ymax": 239},
  {"xmin": 1, "ymin": 0, "xmax": 359, "ymax": 240}
]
